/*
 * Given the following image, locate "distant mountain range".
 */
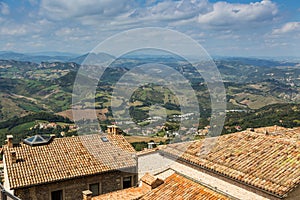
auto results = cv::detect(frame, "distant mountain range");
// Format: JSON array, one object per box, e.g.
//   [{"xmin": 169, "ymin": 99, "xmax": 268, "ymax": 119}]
[
  {"xmin": 0, "ymin": 51, "xmax": 299, "ymax": 66},
  {"xmin": 0, "ymin": 51, "xmax": 115, "ymax": 64},
  {"xmin": 69, "ymin": 52, "xmax": 115, "ymax": 64},
  {"xmin": 0, "ymin": 51, "xmax": 76, "ymax": 63}
]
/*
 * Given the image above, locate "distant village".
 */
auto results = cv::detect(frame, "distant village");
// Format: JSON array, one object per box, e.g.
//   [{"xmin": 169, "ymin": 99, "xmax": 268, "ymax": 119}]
[
  {"xmin": 115, "ymin": 112, "xmax": 210, "ymax": 138},
  {"xmin": 29, "ymin": 121, "xmax": 78, "ymax": 137}
]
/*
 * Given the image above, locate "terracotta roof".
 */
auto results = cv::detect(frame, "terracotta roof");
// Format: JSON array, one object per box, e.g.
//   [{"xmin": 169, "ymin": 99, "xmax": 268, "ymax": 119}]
[
  {"xmin": 92, "ymin": 172, "xmax": 229, "ymax": 200},
  {"xmin": 253, "ymin": 126, "xmax": 300, "ymax": 140},
  {"xmin": 3, "ymin": 134, "xmax": 136, "ymax": 189},
  {"xmin": 91, "ymin": 173, "xmax": 159, "ymax": 200},
  {"xmin": 140, "ymin": 173, "xmax": 230, "ymax": 200},
  {"xmin": 136, "ymin": 148, "xmax": 159, "ymax": 156},
  {"xmin": 140, "ymin": 173, "xmax": 157, "ymax": 186},
  {"xmin": 92, "ymin": 185, "xmax": 150, "ymax": 200},
  {"xmin": 253, "ymin": 125, "xmax": 287, "ymax": 134},
  {"xmin": 160, "ymin": 126, "xmax": 300, "ymax": 197}
]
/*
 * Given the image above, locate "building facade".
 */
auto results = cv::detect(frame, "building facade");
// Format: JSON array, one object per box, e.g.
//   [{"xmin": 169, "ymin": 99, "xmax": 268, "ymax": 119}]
[{"xmin": 2, "ymin": 132, "xmax": 137, "ymax": 200}]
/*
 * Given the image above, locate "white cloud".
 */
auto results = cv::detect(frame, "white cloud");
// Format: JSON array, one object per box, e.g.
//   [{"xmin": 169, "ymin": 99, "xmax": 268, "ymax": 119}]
[
  {"xmin": 55, "ymin": 27, "xmax": 78, "ymax": 36},
  {"xmin": 39, "ymin": 0, "xmax": 213, "ymax": 27},
  {"xmin": 1, "ymin": 0, "xmax": 298, "ymax": 57},
  {"xmin": 0, "ymin": 2, "xmax": 10, "ymax": 15},
  {"xmin": 198, "ymin": 0, "xmax": 278, "ymax": 28},
  {"xmin": 0, "ymin": 25, "xmax": 28, "ymax": 36},
  {"xmin": 272, "ymin": 22, "xmax": 300, "ymax": 34},
  {"xmin": 40, "ymin": 0, "xmax": 135, "ymax": 20},
  {"xmin": 38, "ymin": 0, "xmax": 279, "ymax": 33},
  {"xmin": 131, "ymin": 0, "xmax": 211, "ymax": 22},
  {"xmin": 4, "ymin": 42, "xmax": 14, "ymax": 49},
  {"xmin": 0, "ymin": 18, "xmax": 54, "ymax": 37}
]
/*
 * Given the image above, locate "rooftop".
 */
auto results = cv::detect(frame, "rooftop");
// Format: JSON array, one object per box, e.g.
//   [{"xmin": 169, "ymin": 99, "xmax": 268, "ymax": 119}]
[
  {"xmin": 160, "ymin": 126, "xmax": 300, "ymax": 197},
  {"xmin": 92, "ymin": 172, "xmax": 230, "ymax": 200},
  {"xmin": 92, "ymin": 185, "xmax": 150, "ymax": 200},
  {"xmin": 3, "ymin": 134, "xmax": 136, "ymax": 189},
  {"xmin": 140, "ymin": 173, "xmax": 230, "ymax": 200}
]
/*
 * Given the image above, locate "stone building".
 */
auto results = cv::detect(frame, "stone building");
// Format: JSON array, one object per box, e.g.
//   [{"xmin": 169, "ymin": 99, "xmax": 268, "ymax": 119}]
[
  {"xmin": 137, "ymin": 126, "xmax": 300, "ymax": 200},
  {"xmin": 2, "ymin": 131, "xmax": 137, "ymax": 200},
  {"xmin": 87, "ymin": 125, "xmax": 300, "ymax": 200}
]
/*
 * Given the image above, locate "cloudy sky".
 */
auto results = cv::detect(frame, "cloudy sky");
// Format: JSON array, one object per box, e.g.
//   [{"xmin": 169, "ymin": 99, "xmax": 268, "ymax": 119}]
[{"xmin": 0, "ymin": 0, "xmax": 299, "ymax": 57}]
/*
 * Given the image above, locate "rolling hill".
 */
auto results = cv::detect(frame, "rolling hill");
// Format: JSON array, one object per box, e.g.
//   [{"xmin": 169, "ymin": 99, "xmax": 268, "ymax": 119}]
[{"xmin": 0, "ymin": 53, "xmax": 299, "ymax": 145}]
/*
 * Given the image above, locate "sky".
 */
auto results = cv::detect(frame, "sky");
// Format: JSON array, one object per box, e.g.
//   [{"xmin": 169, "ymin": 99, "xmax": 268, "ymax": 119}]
[{"xmin": 0, "ymin": 0, "xmax": 300, "ymax": 57}]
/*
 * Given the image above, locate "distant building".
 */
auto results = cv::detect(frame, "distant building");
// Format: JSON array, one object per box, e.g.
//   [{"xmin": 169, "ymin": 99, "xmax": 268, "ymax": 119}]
[
  {"xmin": 147, "ymin": 142, "xmax": 157, "ymax": 149},
  {"xmin": 2, "ymin": 129, "xmax": 137, "ymax": 200}
]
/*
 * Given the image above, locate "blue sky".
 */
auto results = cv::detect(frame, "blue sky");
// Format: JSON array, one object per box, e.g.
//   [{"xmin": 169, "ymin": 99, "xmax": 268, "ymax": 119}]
[{"xmin": 0, "ymin": 0, "xmax": 300, "ymax": 57}]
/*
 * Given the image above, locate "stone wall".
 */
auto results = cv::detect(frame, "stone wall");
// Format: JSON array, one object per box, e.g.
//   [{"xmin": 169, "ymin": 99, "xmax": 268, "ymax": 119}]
[
  {"xmin": 286, "ymin": 185, "xmax": 300, "ymax": 200},
  {"xmin": 14, "ymin": 169, "xmax": 137, "ymax": 200}
]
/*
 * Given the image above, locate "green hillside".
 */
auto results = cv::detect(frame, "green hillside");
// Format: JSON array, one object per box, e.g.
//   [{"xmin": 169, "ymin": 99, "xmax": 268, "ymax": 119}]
[
  {"xmin": 224, "ymin": 103, "xmax": 300, "ymax": 133},
  {"xmin": 0, "ymin": 112, "xmax": 74, "ymax": 145},
  {"xmin": 0, "ymin": 57, "xmax": 299, "ymax": 145}
]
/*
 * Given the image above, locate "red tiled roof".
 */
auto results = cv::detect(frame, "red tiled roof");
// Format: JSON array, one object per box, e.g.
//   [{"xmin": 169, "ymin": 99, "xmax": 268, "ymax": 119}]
[
  {"xmin": 160, "ymin": 126, "xmax": 300, "ymax": 197},
  {"xmin": 92, "ymin": 185, "xmax": 150, "ymax": 200},
  {"xmin": 91, "ymin": 172, "xmax": 159, "ymax": 200},
  {"xmin": 136, "ymin": 148, "xmax": 159, "ymax": 156},
  {"xmin": 92, "ymin": 173, "xmax": 229, "ymax": 200},
  {"xmin": 141, "ymin": 173, "xmax": 230, "ymax": 200},
  {"xmin": 140, "ymin": 172, "xmax": 157, "ymax": 186},
  {"xmin": 3, "ymin": 134, "xmax": 136, "ymax": 189}
]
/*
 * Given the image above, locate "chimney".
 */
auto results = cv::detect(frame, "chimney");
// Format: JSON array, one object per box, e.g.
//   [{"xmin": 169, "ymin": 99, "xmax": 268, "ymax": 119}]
[
  {"xmin": 264, "ymin": 129, "xmax": 269, "ymax": 135},
  {"xmin": 140, "ymin": 173, "xmax": 164, "ymax": 190},
  {"xmin": 82, "ymin": 190, "xmax": 92, "ymax": 200},
  {"xmin": 11, "ymin": 151, "xmax": 17, "ymax": 164},
  {"xmin": 7, "ymin": 135, "xmax": 13, "ymax": 148},
  {"xmin": 107, "ymin": 125, "xmax": 121, "ymax": 135}
]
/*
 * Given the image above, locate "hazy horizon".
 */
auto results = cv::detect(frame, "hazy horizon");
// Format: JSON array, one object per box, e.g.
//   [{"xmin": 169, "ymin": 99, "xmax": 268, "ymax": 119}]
[{"xmin": 0, "ymin": 0, "xmax": 299, "ymax": 57}]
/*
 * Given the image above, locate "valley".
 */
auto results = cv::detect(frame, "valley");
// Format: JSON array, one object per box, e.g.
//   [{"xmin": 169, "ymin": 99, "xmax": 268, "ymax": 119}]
[{"xmin": 0, "ymin": 53, "xmax": 300, "ymax": 146}]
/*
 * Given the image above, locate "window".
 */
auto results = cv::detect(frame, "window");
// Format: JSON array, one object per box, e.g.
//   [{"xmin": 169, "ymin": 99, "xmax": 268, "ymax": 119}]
[
  {"xmin": 51, "ymin": 190, "xmax": 63, "ymax": 200},
  {"xmin": 101, "ymin": 136, "xmax": 109, "ymax": 142},
  {"xmin": 122, "ymin": 176, "xmax": 132, "ymax": 189},
  {"xmin": 89, "ymin": 183, "xmax": 100, "ymax": 196}
]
